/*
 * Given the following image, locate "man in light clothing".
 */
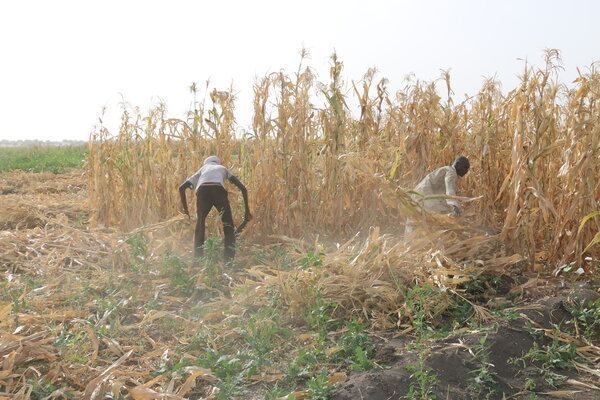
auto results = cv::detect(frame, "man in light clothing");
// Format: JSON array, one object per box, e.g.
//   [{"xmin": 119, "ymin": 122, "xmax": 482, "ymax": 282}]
[
  {"xmin": 179, "ymin": 156, "xmax": 252, "ymax": 263},
  {"xmin": 405, "ymin": 156, "xmax": 470, "ymax": 234}
]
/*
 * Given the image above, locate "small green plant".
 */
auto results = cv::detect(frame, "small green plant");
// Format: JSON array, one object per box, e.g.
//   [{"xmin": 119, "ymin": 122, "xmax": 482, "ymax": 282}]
[
  {"xmin": 27, "ymin": 379, "xmax": 59, "ymax": 400},
  {"xmin": 524, "ymin": 377, "xmax": 536, "ymax": 391},
  {"xmin": 565, "ymin": 298, "xmax": 600, "ymax": 342},
  {"xmin": 125, "ymin": 232, "xmax": 150, "ymax": 271},
  {"xmin": 197, "ymin": 237, "xmax": 223, "ymax": 288},
  {"xmin": 214, "ymin": 374, "xmax": 245, "ymax": 400},
  {"xmin": 526, "ymin": 336, "xmax": 579, "ymax": 371},
  {"xmin": 161, "ymin": 250, "xmax": 194, "ymax": 295},
  {"xmin": 403, "ymin": 285, "xmax": 442, "ymax": 400},
  {"xmin": 263, "ymin": 385, "xmax": 294, "ymax": 400},
  {"xmin": 512, "ymin": 329, "xmax": 580, "ymax": 388},
  {"xmin": 53, "ymin": 324, "xmax": 92, "ymax": 364},
  {"xmin": 467, "ymin": 335, "xmax": 499, "ymax": 399},
  {"xmin": 405, "ymin": 361, "xmax": 438, "ymax": 400},
  {"xmin": 236, "ymin": 313, "xmax": 290, "ymax": 358},
  {"xmin": 197, "ymin": 351, "xmax": 244, "ymax": 380},
  {"xmin": 300, "ymin": 250, "xmax": 325, "ymax": 270},
  {"xmin": 285, "ymin": 348, "xmax": 319, "ymax": 383},
  {"xmin": 150, "ymin": 358, "xmax": 188, "ymax": 378},
  {"xmin": 195, "ymin": 348, "xmax": 262, "ymax": 400},
  {"xmin": 542, "ymin": 371, "xmax": 568, "ymax": 387},
  {"xmin": 403, "ymin": 284, "xmax": 447, "ymax": 337},
  {"xmin": 304, "ymin": 286, "xmax": 339, "ymax": 346},
  {"xmin": 306, "ymin": 368, "xmax": 336, "ymax": 400},
  {"xmin": 337, "ymin": 319, "xmax": 377, "ymax": 370}
]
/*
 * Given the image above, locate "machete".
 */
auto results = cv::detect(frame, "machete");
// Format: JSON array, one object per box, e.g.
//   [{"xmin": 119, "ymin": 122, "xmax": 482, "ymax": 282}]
[{"xmin": 235, "ymin": 218, "xmax": 250, "ymax": 236}]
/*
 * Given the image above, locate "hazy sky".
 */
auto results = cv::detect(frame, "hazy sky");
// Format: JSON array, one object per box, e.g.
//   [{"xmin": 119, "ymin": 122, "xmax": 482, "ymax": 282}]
[{"xmin": 1, "ymin": 0, "xmax": 598, "ymax": 141}]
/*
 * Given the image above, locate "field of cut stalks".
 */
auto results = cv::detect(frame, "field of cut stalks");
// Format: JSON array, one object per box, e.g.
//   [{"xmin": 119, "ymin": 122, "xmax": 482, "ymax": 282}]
[{"xmin": 1, "ymin": 50, "xmax": 599, "ymax": 399}]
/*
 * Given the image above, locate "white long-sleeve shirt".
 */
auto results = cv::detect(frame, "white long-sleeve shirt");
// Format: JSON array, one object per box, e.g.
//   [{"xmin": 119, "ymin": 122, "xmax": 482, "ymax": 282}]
[
  {"xmin": 413, "ymin": 166, "xmax": 459, "ymax": 210},
  {"xmin": 185, "ymin": 156, "xmax": 234, "ymax": 190}
]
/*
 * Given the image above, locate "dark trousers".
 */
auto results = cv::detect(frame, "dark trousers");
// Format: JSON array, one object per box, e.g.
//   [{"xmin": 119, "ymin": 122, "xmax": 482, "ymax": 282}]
[{"xmin": 195, "ymin": 185, "xmax": 235, "ymax": 263}]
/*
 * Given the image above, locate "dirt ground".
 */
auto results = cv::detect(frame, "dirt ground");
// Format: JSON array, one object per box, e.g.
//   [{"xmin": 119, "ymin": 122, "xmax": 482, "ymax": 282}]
[{"xmin": 332, "ymin": 283, "xmax": 600, "ymax": 400}]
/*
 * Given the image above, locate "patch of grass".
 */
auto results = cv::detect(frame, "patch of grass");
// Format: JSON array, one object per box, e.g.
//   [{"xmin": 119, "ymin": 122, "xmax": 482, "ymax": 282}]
[{"xmin": 0, "ymin": 145, "xmax": 87, "ymax": 173}]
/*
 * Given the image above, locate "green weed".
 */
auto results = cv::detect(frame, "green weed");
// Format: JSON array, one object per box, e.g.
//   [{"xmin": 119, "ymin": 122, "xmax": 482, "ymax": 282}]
[
  {"xmin": 526, "ymin": 337, "xmax": 579, "ymax": 371},
  {"xmin": 236, "ymin": 313, "xmax": 290, "ymax": 358},
  {"xmin": 53, "ymin": 324, "xmax": 91, "ymax": 364},
  {"xmin": 285, "ymin": 348, "xmax": 320, "ymax": 383},
  {"xmin": 27, "ymin": 379, "xmax": 60, "ymax": 400},
  {"xmin": 263, "ymin": 385, "xmax": 294, "ymax": 400},
  {"xmin": 197, "ymin": 351, "xmax": 244, "ymax": 380},
  {"xmin": 405, "ymin": 361, "xmax": 438, "ymax": 400},
  {"xmin": 403, "ymin": 284, "xmax": 444, "ymax": 337},
  {"xmin": 337, "ymin": 319, "xmax": 377, "ymax": 370},
  {"xmin": 125, "ymin": 232, "xmax": 150, "ymax": 271},
  {"xmin": 197, "ymin": 237, "xmax": 223, "ymax": 289},
  {"xmin": 306, "ymin": 368, "xmax": 336, "ymax": 400},
  {"xmin": 300, "ymin": 250, "xmax": 325, "ymax": 270},
  {"xmin": 565, "ymin": 298, "xmax": 600, "ymax": 342},
  {"xmin": 161, "ymin": 250, "xmax": 194, "ymax": 295},
  {"xmin": 467, "ymin": 336, "xmax": 499, "ymax": 399},
  {"xmin": 512, "ymin": 329, "xmax": 581, "ymax": 388},
  {"xmin": 304, "ymin": 286, "xmax": 339, "ymax": 346},
  {"xmin": 403, "ymin": 285, "xmax": 441, "ymax": 400}
]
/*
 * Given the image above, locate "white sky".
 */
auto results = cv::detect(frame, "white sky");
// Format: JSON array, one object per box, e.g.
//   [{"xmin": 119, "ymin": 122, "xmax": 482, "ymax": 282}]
[{"xmin": 1, "ymin": 0, "xmax": 598, "ymax": 141}]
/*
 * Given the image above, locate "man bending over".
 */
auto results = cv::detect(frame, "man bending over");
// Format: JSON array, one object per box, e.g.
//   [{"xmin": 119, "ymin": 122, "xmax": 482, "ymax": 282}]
[
  {"xmin": 179, "ymin": 156, "xmax": 252, "ymax": 264},
  {"xmin": 405, "ymin": 156, "xmax": 470, "ymax": 234}
]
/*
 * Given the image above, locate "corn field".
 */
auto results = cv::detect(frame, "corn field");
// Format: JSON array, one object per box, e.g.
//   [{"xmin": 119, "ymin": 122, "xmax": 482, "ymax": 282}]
[{"xmin": 88, "ymin": 50, "xmax": 600, "ymax": 273}]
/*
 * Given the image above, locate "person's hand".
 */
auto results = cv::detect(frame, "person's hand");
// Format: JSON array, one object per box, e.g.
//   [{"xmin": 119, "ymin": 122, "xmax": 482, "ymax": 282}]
[
  {"xmin": 244, "ymin": 211, "xmax": 253, "ymax": 221},
  {"xmin": 452, "ymin": 205, "xmax": 461, "ymax": 217}
]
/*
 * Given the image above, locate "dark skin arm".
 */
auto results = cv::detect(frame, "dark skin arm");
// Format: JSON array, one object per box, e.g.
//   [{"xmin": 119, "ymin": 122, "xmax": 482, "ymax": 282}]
[
  {"xmin": 229, "ymin": 176, "xmax": 252, "ymax": 221},
  {"xmin": 179, "ymin": 181, "xmax": 193, "ymax": 216}
]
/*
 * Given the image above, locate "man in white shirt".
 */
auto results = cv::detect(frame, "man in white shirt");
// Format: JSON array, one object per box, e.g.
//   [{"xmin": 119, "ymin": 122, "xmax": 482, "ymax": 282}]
[
  {"xmin": 179, "ymin": 156, "xmax": 252, "ymax": 264},
  {"xmin": 405, "ymin": 156, "xmax": 470, "ymax": 234}
]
